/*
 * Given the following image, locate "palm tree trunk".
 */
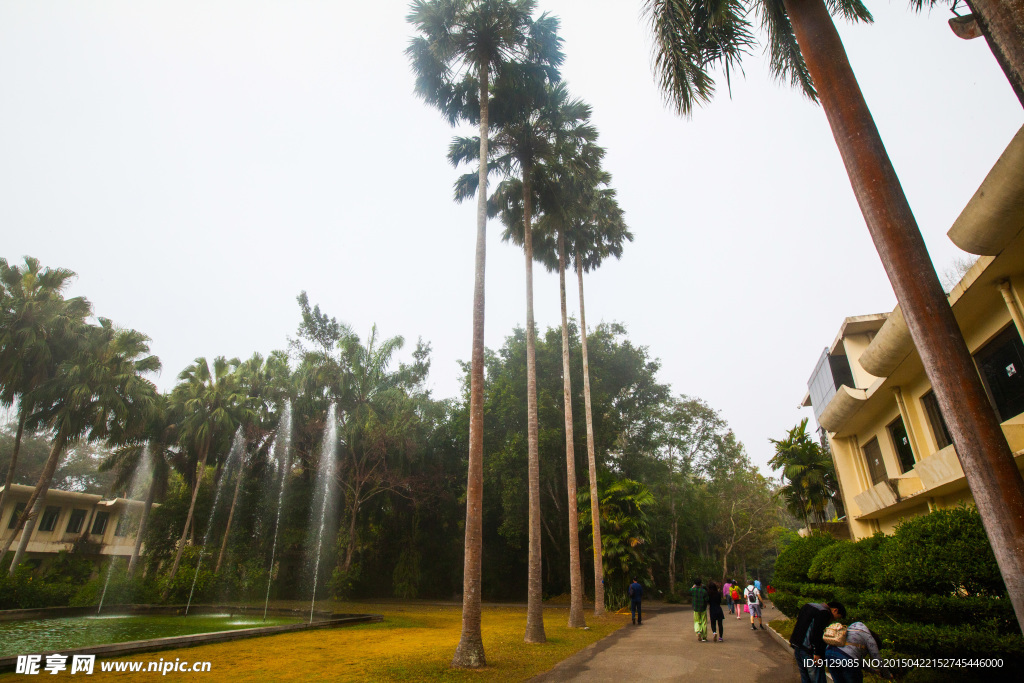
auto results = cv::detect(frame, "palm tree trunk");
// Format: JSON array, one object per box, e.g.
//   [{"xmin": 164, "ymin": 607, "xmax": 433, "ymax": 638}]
[
  {"xmin": 0, "ymin": 412, "xmax": 27, "ymax": 535},
  {"xmin": 165, "ymin": 435, "xmax": 211, "ymax": 591},
  {"xmin": 215, "ymin": 456, "xmax": 245, "ymax": 575},
  {"xmin": 127, "ymin": 477, "xmax": 157, "ymax": 577},
  {"xmin": 965, "ymin": 0, "xmax": 1024, "ymax": 107},
  {"xmin": 558, "ymin": 228, "xmax": 586, "ymax": 629},
  {"xmin": 6, "ymin": 435, "xmax": 66, "ymax": 573},
  {"xmin": 521, "ymin": 163, "xmax": 547, "ymax": 644},
  {"xmin": 452, "ymin": 62, "xmax": 489, "ymax": 670},
  {"xmin": 576, "ymin": 256, "xmax": 604, "ymax": 616},
  {"xmin": 342, "ymin": 495, "xmax": 359, "ymax": 573},
  {"xmin": 785, "ymin": 0, "xmax": 1024, "ymax": 633}
]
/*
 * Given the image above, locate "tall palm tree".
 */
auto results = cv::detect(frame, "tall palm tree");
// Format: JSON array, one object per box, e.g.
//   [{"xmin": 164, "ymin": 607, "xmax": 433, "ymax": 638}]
[
  {"xmin": 454, "ymin": 79, "xmax": 598, "ymax": 641},
  {"xmin": 100, "ymin": 392, "xmax": 175, "ymax": 576},
  {"xmin": 645, "ymin": 0, "xmax": 1024, "ymax": 632},
  {"xmin": 569, "ymin": 187, "xmax": 632, "ymax": 616},
  {"xmin": 4, "ymin": 319, "xmax": 160, "ymax": 572},
  {"xmin": 164, "ymin": 356, "xmax": 251, "ymax": 588},
  {"xmin": 407, "ymin": 0, "xmax": 562, "ymax": 666},
  {"xmin": 769, "ymin": 419, "xmax": 837, "ymax": 529},
  {"xmin": 0, "ymin": 258, "xmax": 90, "ymax": 527}
]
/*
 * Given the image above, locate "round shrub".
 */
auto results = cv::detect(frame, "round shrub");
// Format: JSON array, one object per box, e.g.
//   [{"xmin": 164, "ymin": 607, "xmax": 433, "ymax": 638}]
[
  {"xmin": 833, "ymin": 532, "xmax": 889, "ymax": 590},
  {"xmin": 807, "ymin": 540, "xmax": 851, "ymax": 583},
  {"xmin": 880, "ymin": 506, "xmax": 1004, "ymax": 596},
  {"xmin": 774, "ymin": 533, "xmax": 837, "ymax": 583}
]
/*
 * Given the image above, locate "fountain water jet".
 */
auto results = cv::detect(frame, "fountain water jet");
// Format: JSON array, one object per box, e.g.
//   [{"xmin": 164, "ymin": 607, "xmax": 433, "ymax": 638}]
[
  {"xmin": 263, "ymin": 401, "xmax": 293, "ymax": 621},
  {"xmin": 307, "ymin": 404, "xmax": 339, "ymax": 624},
  {"xmin": 185, "ymin": 428, "xmax": 244, "ymax": 615},
  {"xmin": 97, "ymin": 445, "xmax": 153, "ymax": 614},
  {"xmin": 96, "ymin": 558, "xmax": 119, "ymax": 615}
]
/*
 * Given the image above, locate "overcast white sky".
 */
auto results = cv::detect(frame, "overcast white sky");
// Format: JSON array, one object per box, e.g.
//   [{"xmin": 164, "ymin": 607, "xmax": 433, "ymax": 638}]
[{"xmin": 1, "ymin": 1, "xmax": 1021, "ymax": 472}]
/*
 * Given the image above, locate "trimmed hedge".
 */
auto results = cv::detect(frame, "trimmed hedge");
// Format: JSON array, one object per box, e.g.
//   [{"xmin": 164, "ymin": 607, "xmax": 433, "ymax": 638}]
[
  {"xmin": 807, "ymin": 540, "xmax": 850, "ymax": 583},
  {"xmin": 774, "ymin": 533, "xmax": 837, "ymax": 583}
]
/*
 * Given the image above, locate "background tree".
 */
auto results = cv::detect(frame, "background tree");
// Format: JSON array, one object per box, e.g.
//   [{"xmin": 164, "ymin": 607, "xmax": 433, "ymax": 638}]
[{"xmin": 770, "ymin": 418, "xmax": 838, "ymax": 529}]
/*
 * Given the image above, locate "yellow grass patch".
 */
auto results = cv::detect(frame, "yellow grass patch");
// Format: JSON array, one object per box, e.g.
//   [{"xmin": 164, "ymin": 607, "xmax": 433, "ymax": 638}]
[{"xmin": 3, "ymin": 603, "xmax": 626, "ymax": 682}]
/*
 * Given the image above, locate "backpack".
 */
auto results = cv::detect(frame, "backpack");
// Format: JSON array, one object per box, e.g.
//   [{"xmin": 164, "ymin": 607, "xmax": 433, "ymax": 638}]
[
  {"xmin": 823, "ymin": 622, "xmax": 848, "ymax": 646},
  {"xmin": 746, "ymin": 586, "xmax": 759, "ymax": 605},
  {"xmin": 730, "ymin": 585, "xmax": 740, "ymax": 600}
]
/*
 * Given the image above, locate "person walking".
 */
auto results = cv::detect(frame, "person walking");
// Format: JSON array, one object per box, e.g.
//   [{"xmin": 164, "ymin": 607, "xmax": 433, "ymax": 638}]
[
  {"xmin": 745, "ymin": 580, "xmax": 764, "ymax": 630},
  {"xmin": 825, "ymin": 621, "xmax": 892, "ymax": 683},
  {"xmin": 690, "ymin": 578, "xmax": 709, "ymax": 642},
  {"xmin": 707, "ymin": 581, "xmax": 725, "ymax": 642},
  {"xmin": 628, "ymin": 577, "xmax": 643, "ymax": 625},
  {"xmin": 731, "ymin": 582, "xmax": 742, "ymax": 619},
  {"xmin": 789, "ymin": 601, "xmax": 846, "ymax": 683},
  {"xmin": 723, "ymin": 579, "xmax": 734, "ymax": 615}
]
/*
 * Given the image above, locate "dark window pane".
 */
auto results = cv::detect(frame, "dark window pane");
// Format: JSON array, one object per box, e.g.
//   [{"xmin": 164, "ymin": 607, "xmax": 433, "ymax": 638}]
[
  {"xmin": 863, "ymin": 438, "xmax": 887, "ymax": 486},
  {"xmin": 7, "ymin": 502, "xmax": 26, "ymax": 529},
  {"xmin": 888, "ymin": 418, "xmax": 916, "ymax": 474},
  {"xmin": 38, "ymin": 506, "xmax": 61, "ymax": 532},
  {"xmin": 976, "ymin": 324, "xmax": 1024, "ymax": 422},
  {"xmin": 91, "ymin": 511, "xmax": 109, "ymax": 536},
  {"xmin": 66, "ymin": 509, "xmax": 87, "ymax": 534},
  {"xmin": 921, "ymin": 391, "xmax": 952, "ymax": 450}
]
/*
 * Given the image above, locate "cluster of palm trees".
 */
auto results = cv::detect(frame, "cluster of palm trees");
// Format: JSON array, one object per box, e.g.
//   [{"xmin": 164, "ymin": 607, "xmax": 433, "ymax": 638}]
[
  {"xmin": 769, "ymin": 418, "xmax": 839, "ymax": 531},
  {"xmin": 408, "ymin": 0, "xmax": 635, "ymax": 664}
]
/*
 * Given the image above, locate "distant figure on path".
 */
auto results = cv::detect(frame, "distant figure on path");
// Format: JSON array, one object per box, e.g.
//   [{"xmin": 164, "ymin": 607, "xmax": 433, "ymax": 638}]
[
  {"xmin": 745, "ymin": 581, "xmax": 764, "ymax": 630},
  {"xmin": 690, "ymin": 578, "xmax": 709, "ymax": 642},
  {"xmin": 723, "ymin": 579, "xmax": 734, "ymax": 614},
  {"xmin": 789, "ymin": 601, "xmax": 846, "ymax": 683},
  {"xmin": 628, "ymin": 577, "xmax": 643, "ymax": 625},
  {"xmin": 731, "ymin": 582, "xmax": 742, "ymax": 619},
  {"xmin": 706, "ymin": 581, "xmax": 725, "ymax": 642}
]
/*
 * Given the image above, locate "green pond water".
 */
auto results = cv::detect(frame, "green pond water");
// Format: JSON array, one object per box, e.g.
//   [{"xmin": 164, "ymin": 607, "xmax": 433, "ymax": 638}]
[{"xmin": 0, "ymin": 614, "xmax": 302, "ymax": 657}]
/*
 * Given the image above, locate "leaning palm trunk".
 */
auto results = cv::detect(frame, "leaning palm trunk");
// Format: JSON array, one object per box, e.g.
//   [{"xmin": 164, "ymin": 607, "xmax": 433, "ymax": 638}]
[
  {"xmin": 0, "ymin": 413, "xmax": 27, "ymax": 538},
  {"xmin": 165, "ymin": 435, "xmax": 212, "ymax": 591},
  {"xmin": 575, "ymin": 255, "xmax": 604, "ymax": 616},
  {"xmin": 557, "ymin": 228, "xmax": 586, "ymax": 629},
  {"xmin": 452, "ymin": 63, "xmax": 489, "ymax": 670},
  {"xmin": 5, "ymin": 436, "xmax": 66, "ymax": 573},
  {"xmin": 521, "ymin": 166, "xmax": 547, "ymax": 643},
  {"xmin": 127, "ymin": 477, "xmax": 157, "ymax": 577},
  {"xmin": 785, "ymin": 0, "xmax": 1024, "ymax": 633},
  {"xmin": 215, "ymin": 455, "xmax": 245, "ymax": 575},
  {"xmin": 966, "ymin": 0, "xmax": 1024, "ymax": 107}
]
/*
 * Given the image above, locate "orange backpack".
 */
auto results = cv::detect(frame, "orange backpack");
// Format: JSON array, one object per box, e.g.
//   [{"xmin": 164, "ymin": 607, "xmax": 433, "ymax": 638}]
[{"xmin": 730, "ymin": 585, "xmax": 740, "ymax": 600}]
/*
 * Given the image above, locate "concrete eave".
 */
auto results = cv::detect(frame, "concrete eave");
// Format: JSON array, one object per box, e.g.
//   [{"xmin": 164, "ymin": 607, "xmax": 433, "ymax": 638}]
[
  {"xmin": 818, "ymin": 385, "xmax": 869, "ymax": 433},
  {"xmin": 948, "ymin": 123, "xmax": 1024, "ymax": 256}
]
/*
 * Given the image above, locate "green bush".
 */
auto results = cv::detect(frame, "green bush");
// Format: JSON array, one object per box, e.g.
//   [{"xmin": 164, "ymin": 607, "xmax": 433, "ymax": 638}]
[
  {"xmin": 0, "ymin": 564, "xmax": 78, "ymax": 609},
  {"xmin": 772, "ymin": 591, "xmax": 801, "ymax": 618},
  {"xmin": 834, "ymin": 532, "xmax": 889, "ymax": 590},
  {"xmin": 774, "ymin": 533, "xmax": 837, "ymax": 583},
  {"xmin": 880, "ymin": 506, "xmax": 1004, "ymax": 596},
  {"xmin": 807, "ymin": 540, "xmax": 851, "ymax": 583},
  {"xmin": 71, "ymin": 568, "xmax": 159, "ymax": 608}
]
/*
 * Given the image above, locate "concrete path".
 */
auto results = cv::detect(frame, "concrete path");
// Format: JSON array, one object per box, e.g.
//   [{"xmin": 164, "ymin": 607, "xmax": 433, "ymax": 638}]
[{"xmin": 532, "ymin": 603, "xmax": 799, "ymax": 682}]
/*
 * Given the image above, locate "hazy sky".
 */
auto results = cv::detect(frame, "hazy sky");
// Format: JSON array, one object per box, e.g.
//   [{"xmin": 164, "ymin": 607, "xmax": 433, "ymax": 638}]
[{"xmin": 1, "ymin": 1, "xmax": 1021, "ymax": 472}]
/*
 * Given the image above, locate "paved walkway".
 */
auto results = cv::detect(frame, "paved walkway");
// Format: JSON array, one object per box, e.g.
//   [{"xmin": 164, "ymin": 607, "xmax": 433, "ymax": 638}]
[{"xmin": 532, "ymin": 602, "xmax": 799, "ymax": 682}]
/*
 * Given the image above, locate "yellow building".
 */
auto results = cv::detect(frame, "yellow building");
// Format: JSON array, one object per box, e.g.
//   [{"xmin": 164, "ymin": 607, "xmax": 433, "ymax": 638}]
[
  {"xmin": 803, "ymin": 124, "xmax": 1024, "ymax": 541},
  {"xmin": 0, "ymin": 484, "xmax": 149, "ymax": 571}
]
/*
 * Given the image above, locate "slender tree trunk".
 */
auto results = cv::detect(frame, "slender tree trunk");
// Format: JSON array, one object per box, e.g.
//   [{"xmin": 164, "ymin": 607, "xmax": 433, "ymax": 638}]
[
  {"xmin": 6, "ymin": 436, "xmax": 66, "ymax": 573},
  {"xmin": 342, "ymin": 496, "xmax": 359, "ymax": 573},
  {"xmin": 786, "ymin": 0, "xmax": 1024, "ymax": 633},
  {"xmin": 128, "ymin": 477, "xmax": 157, "ymax": 577},
  {"xmin": 453, "ymin": 63, "xmax": 489, "ymax": 670},
  {"xmin": 215, "ymin": 456, "xmax": 245, "ymax": 575},
  {"xmin": 521, "ymin": 164, "xmax": 547, "ymax": 643},
  {"xmin": 164, "ymin": 435, "xmax": 212, "ymax": 592},
  {"xmin": 964, "ymin": 0, "xmax": 1024, "ymax": 108},
  {"xmin": 668, "ymin": 492, "xmax": 678, "ymax": 596},
  {"xmin": 558, "ymin": 229, "xmax": 586, "ymax": 628},
  {"xmin": 576, "ymin": 258, "xmax": 605, "ymax": 616},
  {"xmin": 0, "ymin": 412, "xmax": 27, "ymax": 533}
]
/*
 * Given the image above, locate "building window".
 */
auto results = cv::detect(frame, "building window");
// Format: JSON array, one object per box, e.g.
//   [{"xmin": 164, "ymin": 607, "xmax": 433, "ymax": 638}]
[
  {"xmin": 921, "ymin": 391, "xmax": 952, "ymax": 450},
  {"xmin": 66, "ymin": 509, "xmax": 87, "ymax": 534},
  {"xmin": 888, "ymin": 417, "xmax": 916, "ymax": 473},
  {"xmin": 863, "ymin": 437, "xmax": 887, "ymax": 486},
  {"xmin": 91, "ymin": 511, "xmax": 109, "ymax": 536},
  {"xmin": 7, "ymin": 502, "xmax": 26, "ymax": 529},
  {"xmin": 975, "ymin": 324, "xmax": 1024, "ymax": 422},
  {"xmin": 38, "ymin": 506, "xmax": 61, "ymax": 532}
]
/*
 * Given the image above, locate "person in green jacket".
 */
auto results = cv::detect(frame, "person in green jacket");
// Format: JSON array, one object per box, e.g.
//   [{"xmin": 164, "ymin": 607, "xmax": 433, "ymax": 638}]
[{"xmin": 690, "ymin": 578, "xmax": 709, "ymax": 642}]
